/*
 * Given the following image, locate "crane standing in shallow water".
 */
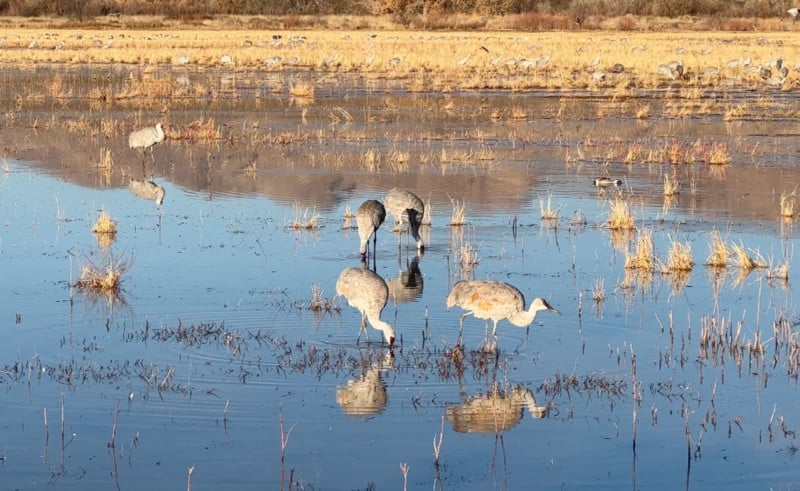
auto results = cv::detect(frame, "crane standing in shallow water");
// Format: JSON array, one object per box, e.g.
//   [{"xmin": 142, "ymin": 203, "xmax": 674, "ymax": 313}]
[
  {"xmin": 129, "ymin": 123, "xmax": 165, "ymax": 162},
  {"xmin": 336, "ymin": 267, "xmax": 395, "ymax": 346},
  {"xmin": 356, "ymin": 199, "xmax": 386, "ymax": 261},
  {"xmin": 446, "ymin": 280, "xmax": 559, "ymax": 341},
  {"xmin": 384, "ymin": 188, "xmax": 424, "ymax": 252}
]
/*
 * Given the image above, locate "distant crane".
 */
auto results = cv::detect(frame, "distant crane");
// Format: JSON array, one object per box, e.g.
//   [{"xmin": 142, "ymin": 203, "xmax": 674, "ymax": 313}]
[
  {"xmin": 129, "ymin": 123, "xmax": 165, "ymax": 161},
  {"xmin": 336, "ymin": 267, "xmax": 395, "ymax": 346},
  {"xmin": 446, "ymin": 280, "xmax": 559, "ymax": 339},
  {"xmin": 356, "ymin": 199, "xmax": 386, "ymax": 260},
  {"xmin": 593, "ymin": 177, "xmax": 622, "ymax": 188},
  {"xmin": 384, "ymin": 187, "xmax": 425, "ymax": 252}
]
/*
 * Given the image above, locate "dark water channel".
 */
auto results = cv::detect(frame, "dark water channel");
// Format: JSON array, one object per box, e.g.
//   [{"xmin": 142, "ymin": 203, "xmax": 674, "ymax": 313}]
[{"xmin": 1, "ymin": 67, "xmax": 799, "ymax": 489}]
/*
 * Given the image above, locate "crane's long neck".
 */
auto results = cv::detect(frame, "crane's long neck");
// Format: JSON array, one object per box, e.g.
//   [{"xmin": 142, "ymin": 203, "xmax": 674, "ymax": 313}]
[
  {"xmin": 508, "ymin": 309, "xmax": 537, "ymax": 327},
  {"xmin": 366, "ymin": 315, "xmax": 395, "ymax": 344}
]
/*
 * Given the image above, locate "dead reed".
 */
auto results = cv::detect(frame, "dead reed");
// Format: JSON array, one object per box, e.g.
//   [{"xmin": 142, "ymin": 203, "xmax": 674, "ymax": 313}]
[
  {"xmin": 91, "ymin": 209, "xmax": 117, "ymax": 235},
  {"xmin": 624, "ymin": 228, "xmax": 654, "ymax": 271},
  {"xmin": 290, "ymin": 203, "xmax": 320, "ymax": 230},
  {"xmin": 289, "ymin": 81, "xmax": 315, "ymax": 99},
  {"xmin": 780, "ymin": 190, "xmax": 796, "ymax": 218},
  {"xmin": 705, "ymin": 230, "xmax": 729, "ymax": 267},
  {"xmin": 539, "ymin": 193, "xmax": 561, "ymax": 224},
  {"xmin": 75, "ymin": 252, "xmax": 130, "ymax": 294},
  {"xmin": 607, "ymin": 197, "xmax": 636, "ymax": 230},
  {"xmin": 731, "ymin": 242, "xmax": 767, "ymax": 271},
  {"xmin": 662, "ymin": 237, "xmax": 694, "ymax": 273},
  {"xmin": 449, "ymin": 198, "xmax": 467, "ymax": 227},
  {"xmin": 592, "ymin": 278, "xmax": 605, "ymax": 303},
  {"xmin": 663, "ymin": 174, "xmax": 679, "ymax": 197}
]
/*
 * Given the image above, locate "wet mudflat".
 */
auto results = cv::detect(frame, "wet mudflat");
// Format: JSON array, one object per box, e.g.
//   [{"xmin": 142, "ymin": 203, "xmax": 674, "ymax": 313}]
[{"xmin": 1, "ymin": 66, "xmax": 799, "ymax": 490}]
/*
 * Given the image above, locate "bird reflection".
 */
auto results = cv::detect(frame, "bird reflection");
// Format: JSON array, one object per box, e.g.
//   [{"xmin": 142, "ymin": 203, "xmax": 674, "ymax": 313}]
[
  {"xmin": 128, "ymin": 178, "xmax": 165, "ymax": 206},
  {"xmin": 387, "ymin": 255, "xmax": 423, "ymax": 304},
  {"xmin": 336, "ymin": 351, "xmax": 395, "ymax": 416},
  {"xmin": 445, "ymin": 383, "xmax": 547, "ymax": 433}
]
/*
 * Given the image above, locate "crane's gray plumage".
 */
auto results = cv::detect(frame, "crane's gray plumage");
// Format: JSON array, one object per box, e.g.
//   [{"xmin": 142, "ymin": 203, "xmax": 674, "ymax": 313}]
[
  {"xmin": 128, "ymin": 179, "xmax": 165, "ymax": 205},
  {"xmin": 356, "ymin": 199, "xmax": 386, "ymax": 259},
  {"xmin": 129, "ymin": 123, "xmax": 165, "ymax": 152},
  {"xmin": 384, "ymin": 188, "xmax": 424, "ymax": 251},
  {"xmin": 446, "ymin": 280, "xmax": 559, "ymax": 337},
  {"xmin": 336, "ymin": 267, "xmax": 395, "ymax": 345}
]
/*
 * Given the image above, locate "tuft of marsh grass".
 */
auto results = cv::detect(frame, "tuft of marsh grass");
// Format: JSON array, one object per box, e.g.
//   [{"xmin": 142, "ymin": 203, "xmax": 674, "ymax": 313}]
[
  {"xmin": 662, "ymin": 237, "xmax": 694, "ymax": 272},
  {"xmin": 308, "ymin": 283, "xmax": 340, "ymax": 314},
  {"xmin": 608, "ymin": 197, "xmax": 636, "ymax": 230},
  {"xmin": 731, "ymin": 242, "xmax": 767, "ymax": 270},
  {"xmin": 289, "ymin": 81, "xmax": 315, "ymax": 99},
  {"xmin": 539, "ymin": 193, "xmax": 562, "ymax": 222},
  {"xmin": 663, "ymin": 174, "xmax": 679, "ymax": 197},
  {"xmin": 766, "ymin": 262, "xmax": 790, "ymax": 281},
  {"xmin": 707, "ymin": 143, "xmax": 731, "ymax": 165},
  {"xmin": 624, "ymin": 228, "xmax": 654, "ymax": 271},
  {"xmin": 592, "ymin": 278, "xmax": 605, "ymax": 303},
  {"xmin": 705, "ymin": 230, "xmax": 729, "ymax": 267},
  {"xmin": 98, "ymin": 148, "xmax": 113, "ymax": 172},
  {"xmin": 449, "ymin": 198, "xmax": 467, "ymax": 227},
  {"xmin": 91, "ymin": 209, "xmax": 117, "ymax": 235},
  {"xmin": 342, "ymin": 206, "xmax": 354, "ymax": 230},
  {"xmin": 290, "ymin": 202, "xmax": 320, "ymax": 230},
  {"xmin": 780, "ymin": 190, "xmax": 796, "ymax": 218},
  {"xmin": 75, "ymin": 253, "xmax": 130, "ymax": 294}
]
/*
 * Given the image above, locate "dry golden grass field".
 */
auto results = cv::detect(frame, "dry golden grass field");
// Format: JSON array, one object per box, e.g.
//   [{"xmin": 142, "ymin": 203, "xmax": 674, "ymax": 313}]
[{"xmin": 2, "ymin": 15, "xmax": 800, "ymax": 91}]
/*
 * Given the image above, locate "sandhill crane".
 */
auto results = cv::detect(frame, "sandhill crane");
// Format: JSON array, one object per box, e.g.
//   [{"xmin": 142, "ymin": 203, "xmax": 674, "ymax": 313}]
[
  {"xmin": 446, "ymin": 384, "xmax": 547, "ymax": 433},
  {"xmin": 336, "ymin": 267, "xmax": 395, "ymax": 346},
  {"xmin": 593, "ymin": 177, "xmax": 622, "ymax": 188},
  {"xmin": 128, "ymin": 179, "xmax": 165, "ymax": 206},
  {"xmin": 384, "ymin": 188, "xmax": 424, "ymax": 251},
  {"xmin": 335, "ymin": 351, "xmax": 394, "ymax": 416},
  {"xmin": 356, "ymin": 199, "xmax": 386, "ymax": 260},
  {"xmin": 129, "ymin": 123, "xmax": 165, "ymax": 160},
  {"xmin": 658, "ymin": 61, "xmax": 684, "ymax": 80},
  {"xmin": 446, "ymin": 280, "xmax": 559, "ymax": 339}
]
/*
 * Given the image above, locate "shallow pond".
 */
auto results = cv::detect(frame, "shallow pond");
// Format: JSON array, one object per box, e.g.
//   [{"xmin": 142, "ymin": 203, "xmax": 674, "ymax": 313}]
[{"xmin": 1, "ymin": 68, "xmax": 799, "ymax": 490}]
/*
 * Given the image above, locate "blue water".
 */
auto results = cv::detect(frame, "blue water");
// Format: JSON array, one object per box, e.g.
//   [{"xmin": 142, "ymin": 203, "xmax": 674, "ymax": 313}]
[{"xmin": 1, "ymin": 140, "xmax": 798, "ymax": 491}]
